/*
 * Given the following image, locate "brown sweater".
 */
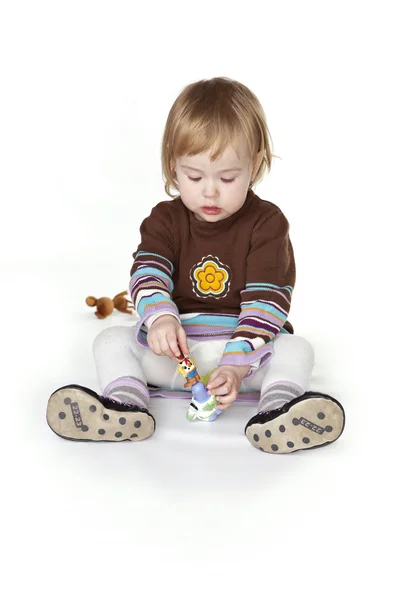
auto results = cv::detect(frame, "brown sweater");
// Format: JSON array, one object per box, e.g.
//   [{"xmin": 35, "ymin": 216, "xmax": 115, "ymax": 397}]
[{"xmin": 129, "ymin": 189, "xmax": 295, "ymax": 377}]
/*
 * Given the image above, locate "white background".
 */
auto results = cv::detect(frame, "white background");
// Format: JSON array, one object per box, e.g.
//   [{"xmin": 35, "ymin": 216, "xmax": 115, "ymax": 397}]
[{"xmin": 1, "ymin": 1, "xmax": 398, "ymax": 597}]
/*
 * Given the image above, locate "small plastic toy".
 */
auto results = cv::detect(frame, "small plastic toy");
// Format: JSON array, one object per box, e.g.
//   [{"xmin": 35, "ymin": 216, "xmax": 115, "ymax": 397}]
[{"xmin": 176, "ymin": 355, "xmax": 223, "ymax": 422}]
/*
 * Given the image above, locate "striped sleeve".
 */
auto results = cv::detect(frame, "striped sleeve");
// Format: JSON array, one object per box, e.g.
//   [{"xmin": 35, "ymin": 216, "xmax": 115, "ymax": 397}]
[
  {"xmin": 129, "ymin": 202, "xmax": 181, "ymax": 347},
  {"xmin": 219, "ymin": 209, "xmax": 295, "ymax": 377}
]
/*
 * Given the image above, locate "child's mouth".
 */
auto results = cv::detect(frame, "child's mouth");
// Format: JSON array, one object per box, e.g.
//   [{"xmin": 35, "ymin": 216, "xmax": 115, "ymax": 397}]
[{"xmin": 202, "ymin": 207, "xmax": 221, "ymax": 215}]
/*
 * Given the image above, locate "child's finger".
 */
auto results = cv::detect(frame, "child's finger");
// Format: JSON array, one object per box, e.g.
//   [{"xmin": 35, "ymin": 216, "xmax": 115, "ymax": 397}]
[
  {"xmin": 207, "ymin": 381, "xmax": 226, "ymax": 394},
  {"xmin": 169, "ymin": 345, "xmax": 181, "ymax": 359},
  {"xmin": 167, "ymin": 332, "xmax": 183, "ymax": 358},
  {"xmin": 207, "ymin": 374, "xmax": 226, "ymax": 388},
  {"xmin": 159, "ymin": 335, "xmax": 176, "ymax": 359},
  {"xmin": 208, "ymin": 376, "xmax": 227, "ymax": 388},
  {"xmin": 216, "ymin": 390, "xmax": 235, "ymax": 404},
  {"xmin": 177, "ymin": 329, "xmax": 190, "ymax": 355},
  {"xmin": 216, "ymin": 399, "xmax": 235, "ymax": 410},
  {"xmin": 152, "ymin": 339, "xmax": 161, "ymax": 355},
  {"xmin": 163, "ymin": 343, "xmax": 177, "ymax": 359}
]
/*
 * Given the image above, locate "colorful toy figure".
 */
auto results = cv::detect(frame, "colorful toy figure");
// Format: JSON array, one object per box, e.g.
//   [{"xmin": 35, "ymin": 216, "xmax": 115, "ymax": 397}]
[
  {"xmin": 176, "ymin": 356, "xmax": 201, "ymax": 388},
  {"xmin": 176, "ymin": 354, "xmax": 223, "ymax": 422}
]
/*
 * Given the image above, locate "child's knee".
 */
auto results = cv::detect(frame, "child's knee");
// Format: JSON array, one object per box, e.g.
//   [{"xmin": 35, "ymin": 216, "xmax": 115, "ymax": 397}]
[
  {"xmin": 292, "ymin": 335, "xmax": 315, "ymax": 365},
  {"xmin": 93, "ymin": 326, "xmax": 132, "ymax": 355},
  {"xmin": 275, "ymin": 334, "xmax": 315, "ymax": 364}
]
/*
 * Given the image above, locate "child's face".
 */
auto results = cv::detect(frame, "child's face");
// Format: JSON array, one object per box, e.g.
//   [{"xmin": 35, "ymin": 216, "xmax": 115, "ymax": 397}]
[{"xmin": 174, "ymin": 135, "xmax": 254, "ymax": 223}]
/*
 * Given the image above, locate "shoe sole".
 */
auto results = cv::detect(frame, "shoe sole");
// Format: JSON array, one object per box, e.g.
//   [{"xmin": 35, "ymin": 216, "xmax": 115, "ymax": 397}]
[
  {"xmin": 245, "ymin": 395, "xmax": 345, "ymax": 454},
  {"xmin": 46, "ymin": 386, "xmax": 155, "ymax": 442}
]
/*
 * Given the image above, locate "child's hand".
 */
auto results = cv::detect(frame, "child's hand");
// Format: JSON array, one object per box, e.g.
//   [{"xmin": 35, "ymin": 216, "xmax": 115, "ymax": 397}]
[
  {"xmin": 147, "ymin": 315, "xmax": 190, "ymax": 360},
  {"xmin": 206, "ymin": 365, "xmax": 251, "ymax": 410}
]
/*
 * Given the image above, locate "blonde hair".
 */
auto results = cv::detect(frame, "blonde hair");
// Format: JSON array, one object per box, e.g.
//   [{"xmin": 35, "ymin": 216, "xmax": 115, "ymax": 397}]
[{"xmin": 161, "ymin": 77, "xmax": 276, "ymax": 198}]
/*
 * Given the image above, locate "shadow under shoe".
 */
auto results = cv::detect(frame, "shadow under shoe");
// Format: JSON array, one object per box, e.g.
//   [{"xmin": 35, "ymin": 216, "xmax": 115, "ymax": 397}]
[
  {"xmin": 46, "ymin": 383, "xmax": 155, "ymax": 442},
  {"xmin": 245, "ymin": 391, "xmax": 345, "ymax": 454}
]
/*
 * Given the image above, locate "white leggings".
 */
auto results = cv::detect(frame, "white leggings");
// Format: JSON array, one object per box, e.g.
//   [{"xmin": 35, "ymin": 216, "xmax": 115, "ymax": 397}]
[{"xmin": 93, "ymin": 326, "xmax": 315, "ymax": 401}]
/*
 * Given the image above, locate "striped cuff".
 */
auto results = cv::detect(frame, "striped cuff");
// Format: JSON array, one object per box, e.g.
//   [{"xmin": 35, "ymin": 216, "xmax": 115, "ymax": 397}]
[{"xmin": 144, "ymin": 312, "xmax": 181, "ymax": 329}]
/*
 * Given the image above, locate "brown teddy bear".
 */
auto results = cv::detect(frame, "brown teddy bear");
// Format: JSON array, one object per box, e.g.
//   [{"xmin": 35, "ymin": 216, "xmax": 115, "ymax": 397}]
[{"xmin": 85, "ymin": 291, "xmax": 134, "ymax": 319}]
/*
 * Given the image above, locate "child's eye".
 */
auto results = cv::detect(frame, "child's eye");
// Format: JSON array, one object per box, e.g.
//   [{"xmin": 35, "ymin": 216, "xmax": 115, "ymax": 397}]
[{"xmin": 188, "ymin": 176, "xmax": 235, "ymax": 183}]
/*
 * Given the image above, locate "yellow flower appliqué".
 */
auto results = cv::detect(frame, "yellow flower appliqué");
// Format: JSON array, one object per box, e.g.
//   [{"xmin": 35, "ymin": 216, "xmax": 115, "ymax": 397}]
[{"xmin": 190, "ymin": 255, "xmax": 231, "ymax": 298}]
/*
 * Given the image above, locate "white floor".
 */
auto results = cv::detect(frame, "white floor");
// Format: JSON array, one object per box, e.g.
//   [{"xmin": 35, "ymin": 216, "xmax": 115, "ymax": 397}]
[
  {"xmin": 2, "ymin": 2, "xmax": 398, "ymax": 596},
  {"xmin": 3, "ymin": 256, "xmax": 396, "ymax": 598}
]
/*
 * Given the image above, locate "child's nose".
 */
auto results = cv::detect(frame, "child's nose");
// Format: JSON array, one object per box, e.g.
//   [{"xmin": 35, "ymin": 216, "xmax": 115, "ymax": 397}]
[{"xmin": 202, "ymin": 181, "xmax": 218, "ymax": 197}]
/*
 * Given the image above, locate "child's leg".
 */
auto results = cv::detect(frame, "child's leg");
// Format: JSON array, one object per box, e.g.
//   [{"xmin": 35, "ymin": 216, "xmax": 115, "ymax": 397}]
[
  {"xmin": 93, "ymin": 325, "xmax": 155, "ymax": 409},
  {"xmin": 248, "ymin": 334, "xmax": 315, "ymax": 412},
  {"xmin": 46, "ymin": 326, "xmax": 219, "ymax": 442},
  {"xmin": 46, "ymin": 326, "xmax": 162, "ymax": 443},
  {"xmin": 244, "ymin": 334, "xmax": 345, "ymax": 454}
]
